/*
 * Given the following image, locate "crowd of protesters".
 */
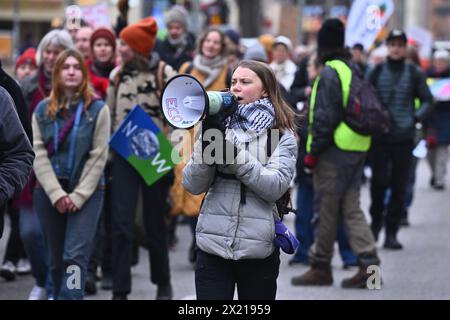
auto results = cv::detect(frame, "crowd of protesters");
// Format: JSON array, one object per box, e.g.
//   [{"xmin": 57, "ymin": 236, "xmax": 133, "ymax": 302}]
[{"xmin": 1, "ymin": 1, "xmax": 449, "ymax": 300}]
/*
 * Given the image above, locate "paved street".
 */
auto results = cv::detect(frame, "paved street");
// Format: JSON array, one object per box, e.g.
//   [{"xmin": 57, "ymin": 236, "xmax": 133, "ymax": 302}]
[{"xmin": 1, "ymin": 159, "xmax": 450, "ymax": 300}]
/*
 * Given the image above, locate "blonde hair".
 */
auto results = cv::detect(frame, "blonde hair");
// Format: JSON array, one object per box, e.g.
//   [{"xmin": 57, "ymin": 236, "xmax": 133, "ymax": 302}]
[{"xmin": 47, "ymin": 49, "xmax": 94, "ymax": 118}]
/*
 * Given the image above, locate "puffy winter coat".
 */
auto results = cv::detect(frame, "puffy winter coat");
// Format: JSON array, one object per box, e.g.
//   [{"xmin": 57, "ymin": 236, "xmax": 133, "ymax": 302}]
[{"xmin": 183, "ymin": 129, "xmax": 297, "ymax": 260}]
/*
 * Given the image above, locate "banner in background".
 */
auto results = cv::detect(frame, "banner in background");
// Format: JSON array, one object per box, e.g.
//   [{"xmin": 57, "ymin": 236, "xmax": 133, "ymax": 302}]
[
  {"xmin": 428, "ymin": 78, "xmax": 450, "ymax": 102},
  {"xmin": 109, "ymin": 105, "xmax": 176, "ymax": 186},
  {"xmin": 407, "ymin": 26, "xmax": 433, "ymax": 59},
  {"xmin": 345, "ymin": 0, "xmax": 395, "ymax": 50},
  {"xmin": 80, "ymin": 2, "xmax": 110, "ymax": 29}
]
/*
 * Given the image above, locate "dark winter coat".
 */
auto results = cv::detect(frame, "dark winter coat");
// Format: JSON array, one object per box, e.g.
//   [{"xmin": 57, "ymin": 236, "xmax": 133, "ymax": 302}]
[
  {"xmin": 427, "ymin": 67, "xmax": 450, "ymax": 145},
  {"xmin": 0, "ymin": 60, "xmax": 33, "ymax": 143},
  {"xmin": 308, "ymin": 59, "xmax": 348, "ymax": 156},
  {"xmin": 368, "ymin": 59, "xmax": 433, "ymax": 143},
  {"xmin": 154, "ymin": 33, "xmax": 195, "ymax": 71},
  {"xmin": 0, "ymin": 86, "xmax": 34, "ymax": 208}
]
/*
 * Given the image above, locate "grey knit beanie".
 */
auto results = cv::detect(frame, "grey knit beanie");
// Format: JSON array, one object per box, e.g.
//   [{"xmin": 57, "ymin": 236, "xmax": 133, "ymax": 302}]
[
  {"xmin": 164, "ymin": 5, "xmax": 189, "ymax": 30},
  {"xmin": 244, "ymin": 43, "xmax": 268, "ymax": 63}
]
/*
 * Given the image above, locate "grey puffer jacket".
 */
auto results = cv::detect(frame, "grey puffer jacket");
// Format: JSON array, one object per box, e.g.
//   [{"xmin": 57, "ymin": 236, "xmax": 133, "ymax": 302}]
[{"xmin": 183, "ymin": 129, "xmax": 297, "ymax": 260}]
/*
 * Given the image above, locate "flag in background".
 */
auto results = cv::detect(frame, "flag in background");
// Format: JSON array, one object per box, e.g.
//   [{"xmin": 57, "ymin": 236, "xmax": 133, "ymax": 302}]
[
  {"xmin": 345, "ymin": 0, "xmax": 395, "ymax": 51},
  {"xmin": 109, "ymin": 105, "xmax": 177, "ymax": 186},
  {"xmin": 427, "ymin": 78, "xmax": 450, "ymax": 102}
]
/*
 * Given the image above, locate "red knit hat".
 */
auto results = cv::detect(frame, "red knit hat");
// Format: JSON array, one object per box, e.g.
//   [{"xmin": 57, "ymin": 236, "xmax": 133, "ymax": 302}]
[
  {"xmin": 120, "ymin": 17, "xmax": 158, "ymax": 57},
  {"xmin": 90, "ymin": 27, "xmax": 116, "ymax": 52},
  {"xmin": 15, "ymin": 48, "xmax": 37, "ymax": 71}
]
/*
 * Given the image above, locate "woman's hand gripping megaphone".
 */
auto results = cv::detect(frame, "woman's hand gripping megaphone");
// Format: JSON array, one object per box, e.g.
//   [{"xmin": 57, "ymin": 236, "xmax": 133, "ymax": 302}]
[
  {"xmin": 202, "ymin": 91, "xmax": 238, "ymax": 133},
  {"xmin": 201, "ymin": 92, "xmax": 239, "ymax": 165}
]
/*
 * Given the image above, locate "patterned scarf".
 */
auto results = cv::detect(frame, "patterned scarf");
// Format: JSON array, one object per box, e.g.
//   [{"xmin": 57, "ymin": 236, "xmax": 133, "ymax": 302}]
[
  {"xmin": 227, "ymin": 97, "xmax": 275, "ymax": 143},
  {"xmin": 192, "ymin": 54, "xmax": 227, "ymax": 88}
]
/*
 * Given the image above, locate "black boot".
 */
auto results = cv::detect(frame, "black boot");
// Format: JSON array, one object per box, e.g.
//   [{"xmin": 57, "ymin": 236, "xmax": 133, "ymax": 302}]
[
  {"xmin": 384, "ymin": 227, "xmax": 403, "ymax": 250},
  {"xmin": 156, "ymin": 284, "xmax": 173, "ymax": 300},
  {"xmin": 342, "ymin": 252, "xmax": 381, "ymax": 289},
  {"xmin": 370, "ymin": 222, "xmax": 382, "ymax": 242},
  {"xmin": 84, "ymin": 272, "xmax": 97, "ymax": 295}
]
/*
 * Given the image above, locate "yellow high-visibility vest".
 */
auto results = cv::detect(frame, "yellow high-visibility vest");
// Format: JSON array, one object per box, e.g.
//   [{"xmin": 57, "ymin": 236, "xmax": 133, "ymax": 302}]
[{"xmin": 307, "ymin": 60, "xmax": 371, "ymax": 153}]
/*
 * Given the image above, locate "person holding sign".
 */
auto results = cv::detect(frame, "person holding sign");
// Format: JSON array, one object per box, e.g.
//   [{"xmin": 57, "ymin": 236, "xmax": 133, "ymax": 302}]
[
  {"xmin": 106, "ymin": 17, "xmax": 177, "ymax": 300},
  {"xmin": 32, "ymin": 49, "xmax": 110, "ymax": 300}
]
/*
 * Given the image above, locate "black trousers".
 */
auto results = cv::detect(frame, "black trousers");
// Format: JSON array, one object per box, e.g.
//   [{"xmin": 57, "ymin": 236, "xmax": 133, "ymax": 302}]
[
  {"xmin": 369, "ymin": 139, "xmax": 414, "ymax": 232},
  {"xmin": 195, "ymin": 249, "xmax": 280, "ymax": 300},
  {"xmin": 110, "ymin": 156, "xmax": 172, "ymax": 294},
  {"xmin": 1, "ymin": 205, "xmax": 27, "ymax": 264},
  {"xmin": 88, "ymin": 163, "xmax": 112, "ymax": 278}
]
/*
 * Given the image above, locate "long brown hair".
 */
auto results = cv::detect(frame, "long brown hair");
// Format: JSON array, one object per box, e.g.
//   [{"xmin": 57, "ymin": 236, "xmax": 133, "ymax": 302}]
[
  {"xmin": 233, "ymin": 60, "xmax": 297, "ymax": 133},
  {"xmin": 197, "ymin": 27, "xmax": 227, "ymax": 57},
  {"xmin": 47, "ymin": 49, "xmax": 94, "ymax": 118}
]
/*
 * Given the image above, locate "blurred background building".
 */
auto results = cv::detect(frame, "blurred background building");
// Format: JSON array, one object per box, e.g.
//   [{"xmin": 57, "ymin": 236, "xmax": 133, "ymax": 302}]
[{"xmin": 0, "ymin": 0, "xmax": 449, "ymax": 65}]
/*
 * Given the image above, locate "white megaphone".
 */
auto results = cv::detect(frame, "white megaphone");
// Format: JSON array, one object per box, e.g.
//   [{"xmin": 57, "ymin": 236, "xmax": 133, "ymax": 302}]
[{"xmin": 160, "ymin": 74, "xmax": 236, "ymax": 129}]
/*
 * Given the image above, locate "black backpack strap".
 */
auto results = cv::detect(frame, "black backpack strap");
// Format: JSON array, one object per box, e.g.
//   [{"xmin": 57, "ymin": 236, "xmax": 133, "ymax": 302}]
[{"xmin": 266, "ymin": 128, "xmax": 284, "ymax": 159}]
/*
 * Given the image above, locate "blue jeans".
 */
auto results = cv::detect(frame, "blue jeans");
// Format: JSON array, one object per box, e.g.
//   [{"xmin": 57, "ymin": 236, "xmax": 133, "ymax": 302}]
[
  {"xmin": 34, "ymin": 187, "xmax": 103, "ymax": 300},
  {"xmin": 293, "ymin": 181, "xmax": 357, "ymax": 265},
  {"xmin": 293, "ymin": 182, "xmax": 314, "ymax": 263},
  {"xmin": 19, "ymin": 206, "xmax": 53, "ymax": 294}
]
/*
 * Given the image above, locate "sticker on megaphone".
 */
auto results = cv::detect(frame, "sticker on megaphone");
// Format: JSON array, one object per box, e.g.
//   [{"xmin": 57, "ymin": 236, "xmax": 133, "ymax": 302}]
[{"xmin": 160, "ymin": 74, "xmax": 236, "ymax": 129}]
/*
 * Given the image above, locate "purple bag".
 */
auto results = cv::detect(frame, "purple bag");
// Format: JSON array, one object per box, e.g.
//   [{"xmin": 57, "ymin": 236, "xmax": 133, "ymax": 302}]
[{"xmin": 274, "ymin": 218, "xmax": 299, "ymax": 254}]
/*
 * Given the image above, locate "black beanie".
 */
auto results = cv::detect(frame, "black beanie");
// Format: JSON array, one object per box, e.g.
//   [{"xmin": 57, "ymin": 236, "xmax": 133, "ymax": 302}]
[{"xmin": 317, "ymin": 18, "xmax": 345, "ymax": 50}]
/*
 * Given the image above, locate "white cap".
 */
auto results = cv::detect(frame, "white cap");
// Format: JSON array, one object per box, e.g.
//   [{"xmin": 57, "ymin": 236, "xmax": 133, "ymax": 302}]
[
  {"xmin": 433, "ymin": 49, "xmax": 450, "ymax": 62},
  {"xmin": 273, "ymin": 35, "xmax": 293, "ymax": 51}
]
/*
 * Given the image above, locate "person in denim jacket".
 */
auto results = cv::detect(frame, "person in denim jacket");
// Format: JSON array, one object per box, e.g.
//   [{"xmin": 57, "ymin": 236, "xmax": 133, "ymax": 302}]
[{"xmin": 32, "ymin": 49, "xmax": 110, "ymax": 300}]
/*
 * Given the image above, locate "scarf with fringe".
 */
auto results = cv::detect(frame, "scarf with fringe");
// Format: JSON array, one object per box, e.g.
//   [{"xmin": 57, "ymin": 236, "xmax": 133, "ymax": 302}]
[{"xmin": 227, "ymin": 97, "xmax": 275, "ymax": 143}]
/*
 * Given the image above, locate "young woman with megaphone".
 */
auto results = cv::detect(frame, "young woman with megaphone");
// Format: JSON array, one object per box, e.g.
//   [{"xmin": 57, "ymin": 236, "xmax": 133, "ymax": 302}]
[{"xmin": 181, "ymin": 60, "xmax": 298, "ymax": 300}]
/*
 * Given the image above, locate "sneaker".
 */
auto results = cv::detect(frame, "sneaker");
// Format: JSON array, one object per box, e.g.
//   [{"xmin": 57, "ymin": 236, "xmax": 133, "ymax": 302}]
[
  {"xmin": 156, "ymin": 284, "xmax": 173, "ymax": 300},
  {"xmin": 28, "ymin": 285, "xmax": 47, "ymax": 300},
  {"xmin": 0, "ymin": 261, "xmax": 16, "ymax": 281},
  {"xmin": 364, "ymin": 166, "xmax": 372, "ymax": 180},
  {"xmin": 16, "ymin": 258, "xmax": 31, "ymax": 275}
]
